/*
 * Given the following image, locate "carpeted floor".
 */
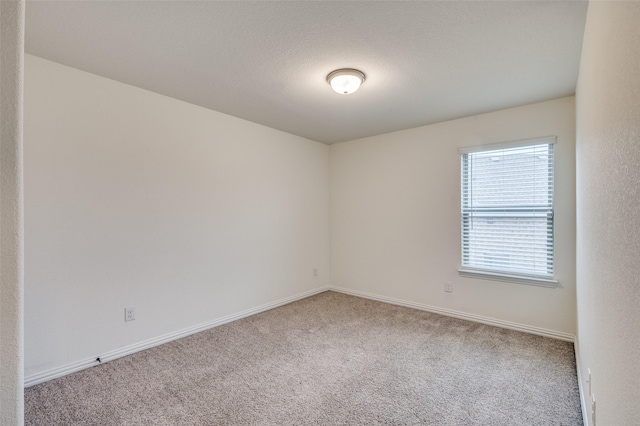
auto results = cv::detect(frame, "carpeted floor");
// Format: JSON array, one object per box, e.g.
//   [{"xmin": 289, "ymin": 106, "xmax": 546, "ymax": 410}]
[{"xmin": 25, "ymin": 291, "xmax": 582, "ymax": 425}]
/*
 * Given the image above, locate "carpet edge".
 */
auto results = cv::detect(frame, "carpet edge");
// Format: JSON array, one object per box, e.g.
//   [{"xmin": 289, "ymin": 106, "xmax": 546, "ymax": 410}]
[
  {"xmin": 327, "ymin": 285, "xmax": 576, "ymax": 341},
  {"xmin": 24, "ymin": 286, "xmax": 331, "ymax": 387}
]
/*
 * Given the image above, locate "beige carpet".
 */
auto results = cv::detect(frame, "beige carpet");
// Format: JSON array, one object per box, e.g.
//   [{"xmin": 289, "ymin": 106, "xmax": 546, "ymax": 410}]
[{"xmin": 25, "ymin": 291, "xmax": 582, "ymax": 425}]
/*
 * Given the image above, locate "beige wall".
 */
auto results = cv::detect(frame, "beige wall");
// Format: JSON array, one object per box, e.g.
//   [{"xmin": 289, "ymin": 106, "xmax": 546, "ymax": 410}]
[
  {"xmin": 330, "ymin": 97, "xmax": 576, "ymax": 336},
  {"xmin": 0, "ymin": 1, "xmax": 25, "ymax": 424},
  {"xmin": 24, "ymin": 55, "xmax": 330, "ymax": 380},
  {"xmin": 575, "ymin": 2, "xmax": 640, "ymax": 425}
]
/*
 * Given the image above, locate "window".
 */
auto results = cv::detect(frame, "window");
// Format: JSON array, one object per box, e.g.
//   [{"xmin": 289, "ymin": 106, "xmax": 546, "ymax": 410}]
[{"xmin": 459, "ymin": 137, "xmax": 557, "ymax": 286}]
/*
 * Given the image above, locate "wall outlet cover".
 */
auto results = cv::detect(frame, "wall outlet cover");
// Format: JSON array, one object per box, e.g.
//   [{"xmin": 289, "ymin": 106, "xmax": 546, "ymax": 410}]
[{"xmin": 125, "ymin": 307, "xmax": 135, "ymax": 322}]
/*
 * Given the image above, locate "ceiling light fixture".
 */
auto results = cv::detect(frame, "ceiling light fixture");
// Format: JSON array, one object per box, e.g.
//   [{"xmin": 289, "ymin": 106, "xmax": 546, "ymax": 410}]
[{"xmin": 326, "ymin": 68, "xmax": 366, "ymax": 95}]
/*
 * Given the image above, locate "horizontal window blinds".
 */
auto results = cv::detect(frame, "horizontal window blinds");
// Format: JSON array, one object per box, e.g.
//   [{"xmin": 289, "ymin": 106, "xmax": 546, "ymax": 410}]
[{"xmin": 461, "ymin": 141, "xmax": 554, "ymax": 278}]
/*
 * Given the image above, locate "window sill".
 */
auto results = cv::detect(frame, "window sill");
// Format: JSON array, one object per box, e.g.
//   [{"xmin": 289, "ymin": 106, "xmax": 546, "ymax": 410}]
[{"xmin": 457, "ymin": 268, "xmax": 559, "ymax": 288}]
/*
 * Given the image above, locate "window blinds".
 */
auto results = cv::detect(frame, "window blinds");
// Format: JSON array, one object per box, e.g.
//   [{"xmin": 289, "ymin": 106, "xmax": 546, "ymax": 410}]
[{"xmin": 461, "ymin": 139, "xmax": 555, "ymax": 279}]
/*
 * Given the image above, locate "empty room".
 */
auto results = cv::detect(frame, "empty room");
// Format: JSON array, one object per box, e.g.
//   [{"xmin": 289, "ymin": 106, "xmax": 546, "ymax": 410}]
[{"xmin": 1, "ymin": 1, "xmax": 639, "ymax": 425}]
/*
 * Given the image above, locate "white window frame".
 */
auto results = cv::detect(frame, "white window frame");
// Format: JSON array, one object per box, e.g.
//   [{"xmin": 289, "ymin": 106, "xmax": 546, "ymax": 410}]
[{"xmin": 458, "ymin": 136, "xmax": 558, "ymax": 288}]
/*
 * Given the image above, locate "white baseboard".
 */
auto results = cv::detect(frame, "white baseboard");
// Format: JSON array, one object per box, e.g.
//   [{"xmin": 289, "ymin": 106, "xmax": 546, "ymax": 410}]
[
  {"xmin": 26, "ymin": 285, "xmax": 576, "ymax": 387},
  {"xmin": 327, "ymin": 285, "xmax": 576, "ymax": 342},
  {"xmin": 574, "ymin": 338, "xmax": 589, "ymax": 426},
  {"xmin": 25, "ymin": 286, "xmax": 331, "ymax": 387}
]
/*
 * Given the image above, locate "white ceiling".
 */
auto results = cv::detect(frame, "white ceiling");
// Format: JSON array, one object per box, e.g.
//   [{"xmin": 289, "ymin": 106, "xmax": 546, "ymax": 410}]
[{"xmin": 25, "ymin": 1, "xmax": 588, "ymax": 144}]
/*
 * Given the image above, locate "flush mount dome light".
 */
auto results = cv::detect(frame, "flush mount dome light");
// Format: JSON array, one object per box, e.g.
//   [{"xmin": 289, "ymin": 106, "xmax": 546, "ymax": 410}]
[{"xmin": 326, "ymin": 68, "xmax": 366, "ymax": 95}]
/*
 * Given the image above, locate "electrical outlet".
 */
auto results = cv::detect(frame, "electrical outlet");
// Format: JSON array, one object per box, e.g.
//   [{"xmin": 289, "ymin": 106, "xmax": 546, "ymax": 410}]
[
  {"xmin": 444, "ymin": 282, "xmax": 453, "ymax": 293},
  {"xmin": 125, "ymin": 307, "xmax": 135, "ymax": 322},
  {"xmin": 313, "ymin": 268, "xmax": 318, "ymax": 277},
  {"xmin": 591, "ymin": 394, "xmax": 596, "ymax": 426}
]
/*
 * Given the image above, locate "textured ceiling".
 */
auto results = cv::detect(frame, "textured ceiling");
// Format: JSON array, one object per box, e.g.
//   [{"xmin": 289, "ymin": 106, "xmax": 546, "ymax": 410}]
[{"xmin": 25, "ymin": 1, "xmax": 588, "ymax": 144}]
